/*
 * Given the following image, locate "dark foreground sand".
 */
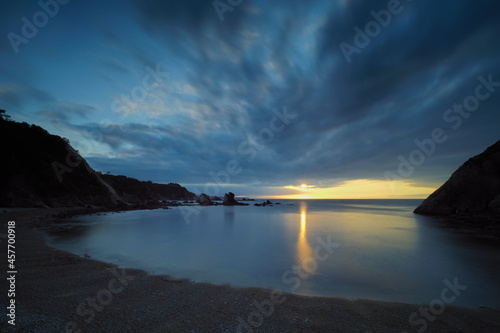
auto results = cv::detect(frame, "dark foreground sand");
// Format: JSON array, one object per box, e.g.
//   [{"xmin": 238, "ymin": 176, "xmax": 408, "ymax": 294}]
[{"xmin": 1, "ymin": 209, "xmax": 499, "ymax": 333}]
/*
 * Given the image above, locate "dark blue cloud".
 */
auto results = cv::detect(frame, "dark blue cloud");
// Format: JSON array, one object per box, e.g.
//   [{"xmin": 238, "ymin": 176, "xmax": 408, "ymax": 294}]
[{"xmin": 1, "ymin": 0, "xmax": 499, "ymax": 196}]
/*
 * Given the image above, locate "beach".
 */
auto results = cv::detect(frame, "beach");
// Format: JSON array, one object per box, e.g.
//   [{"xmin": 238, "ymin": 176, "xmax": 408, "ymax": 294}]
[{"xmin": 1, "ymin": 208, "xmax": 499, "ymax": 333}]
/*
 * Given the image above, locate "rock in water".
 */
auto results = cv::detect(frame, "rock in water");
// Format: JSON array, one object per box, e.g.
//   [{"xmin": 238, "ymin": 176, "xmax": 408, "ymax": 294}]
[
  {"xmin": 414, "ymin": 140, "xmax": 500, "ymax": 216},
  {"xmin": 197, "ymin": 193, "xmax": 212, "ymax": 206},
  {"xmin": 223, "ymin": 192, "xmax": 237, "ymax": 206},
  {"xmin": 223, "ymin": 192, "xmax": 249, "ymax": 206}
]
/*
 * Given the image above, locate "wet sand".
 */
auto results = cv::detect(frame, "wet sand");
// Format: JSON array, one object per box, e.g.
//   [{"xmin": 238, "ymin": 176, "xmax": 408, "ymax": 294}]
[{"xmin": 1, "ymin": 208, "xmax": 499, "ymax": 333}]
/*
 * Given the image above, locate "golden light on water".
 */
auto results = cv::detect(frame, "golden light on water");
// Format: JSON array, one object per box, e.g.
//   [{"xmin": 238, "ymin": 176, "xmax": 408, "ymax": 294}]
[{"xmin": 297, "ymin": 203, "xmax": 313, "ymax": 267}]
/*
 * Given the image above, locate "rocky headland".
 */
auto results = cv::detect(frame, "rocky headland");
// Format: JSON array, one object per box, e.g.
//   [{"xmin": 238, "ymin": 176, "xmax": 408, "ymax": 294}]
[
  {"xmin": 414, "ymin": 140, "xmax": 500, "ymax": 239},
  {"xmin": 0, "ymin": 116, "xmax": 196, "ymax": 209}
]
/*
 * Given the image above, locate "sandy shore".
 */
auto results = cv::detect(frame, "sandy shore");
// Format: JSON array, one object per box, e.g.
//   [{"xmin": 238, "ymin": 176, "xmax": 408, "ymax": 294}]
[{"xmin": 1, "ymin": 208, "xmax": 499, "ymax": 333}]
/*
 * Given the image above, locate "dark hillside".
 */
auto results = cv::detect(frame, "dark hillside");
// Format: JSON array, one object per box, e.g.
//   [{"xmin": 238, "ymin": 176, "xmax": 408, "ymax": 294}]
[
  {"xmin": 414, "ymin": 140, "xmax": 500, "ymax": 217},
  {"xmin": 101, "ymin": 174, "xmax": 196, "ymax": 203},
  {"xmin": 0, "ymin": 113, "xmax": 195, "ymax": 207},
  {"xmin": 0, "ymin": 118, "xmax": 114, "ymax": 207}
]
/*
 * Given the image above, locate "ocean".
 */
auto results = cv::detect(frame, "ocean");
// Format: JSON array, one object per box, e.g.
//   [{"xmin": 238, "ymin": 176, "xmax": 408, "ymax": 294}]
[{"xmin": 44, "ymin": 199, "xmax": 500, "ymax": 309}]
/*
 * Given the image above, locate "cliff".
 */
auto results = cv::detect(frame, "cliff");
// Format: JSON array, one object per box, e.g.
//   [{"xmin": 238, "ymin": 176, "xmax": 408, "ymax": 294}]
[
  {"xmin": 0, "ymin": 115, "xmax": 195, "ymax": 207},
  {"xmin": 414, "ymin": 140, "xmax": 500, "ymax": 217},
  {"xmin": 101, "ymin": 175, "xmax": 196, "ymax": 204}
]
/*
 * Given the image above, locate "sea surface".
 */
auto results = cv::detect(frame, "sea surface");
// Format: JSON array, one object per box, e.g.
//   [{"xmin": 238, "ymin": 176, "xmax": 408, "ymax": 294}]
[{"xmin": 45, "ymin": 199, "xmax": 500, "ymax": 308}]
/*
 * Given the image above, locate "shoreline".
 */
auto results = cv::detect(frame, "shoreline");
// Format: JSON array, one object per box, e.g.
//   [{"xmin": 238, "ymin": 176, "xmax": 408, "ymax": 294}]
[{"xmin": 2, "ymin": 208, "xmax": 500, "ymax": 332}]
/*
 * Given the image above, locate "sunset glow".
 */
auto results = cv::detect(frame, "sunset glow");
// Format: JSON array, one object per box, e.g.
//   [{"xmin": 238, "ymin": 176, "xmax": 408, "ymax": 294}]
[{"xmin": 275, "ymin": 180, "xmax": 435, "ymax": 199}]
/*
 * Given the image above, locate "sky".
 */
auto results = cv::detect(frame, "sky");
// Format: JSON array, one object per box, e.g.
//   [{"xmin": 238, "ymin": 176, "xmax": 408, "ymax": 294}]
[{"xmin": 1, "ymin": 0, "xmax": 499, "ymax": 199}]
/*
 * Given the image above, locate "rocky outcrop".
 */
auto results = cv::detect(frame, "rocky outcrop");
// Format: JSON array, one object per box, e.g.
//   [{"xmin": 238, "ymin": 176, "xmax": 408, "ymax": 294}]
[
  {"xmin": 254, "ymin": 200, "xmax": 274, "ymax": 207},
  {"xmin": 223, "ymin": 192, "xmax": 237, "ymax": 205},
  {"xmin": 223, "ymin": 192, "xmax": 249, "ymax": 206},
  {"xmin": 414, "ymin": 140, "xmax": 500, "ymax": 217},
  {"xmin": 197, "ymin": 193, "xmax": 212, "ymax": 206}
]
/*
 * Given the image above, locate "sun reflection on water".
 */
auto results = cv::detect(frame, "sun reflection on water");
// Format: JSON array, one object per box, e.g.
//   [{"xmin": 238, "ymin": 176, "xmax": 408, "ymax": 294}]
[{"xmin": 297, "ymin": 202, "xmax": 313, "ymax": 268}]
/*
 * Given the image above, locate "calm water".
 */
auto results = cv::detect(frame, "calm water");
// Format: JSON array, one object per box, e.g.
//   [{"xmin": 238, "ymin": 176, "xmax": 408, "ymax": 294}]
[{"xmin": 45, "ymin": 199, "xmax": 500, "ymax": 308}]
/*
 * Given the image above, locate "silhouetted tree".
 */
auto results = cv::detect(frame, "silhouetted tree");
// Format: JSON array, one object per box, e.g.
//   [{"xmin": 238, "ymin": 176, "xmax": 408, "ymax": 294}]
[{"xmin": 0, "ymin": 109, "xmax": 11, "ymax": 121}]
